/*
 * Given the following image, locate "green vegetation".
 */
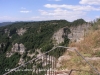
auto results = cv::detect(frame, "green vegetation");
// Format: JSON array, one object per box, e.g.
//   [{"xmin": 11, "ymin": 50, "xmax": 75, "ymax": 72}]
[
  {"xmin": 67, "ymin": 18, "xmax": 100, "ymax": 75},
  {"xmin": 0, "ymin": 53, "xmax": 21, "ymax": 74},
  {"xmin": 70, "ymin": 19, "xmax": 87, "ymax": 27},
  {"xmin": 0, "ymin": 19, "xmax": 87, "ymax": 75}
]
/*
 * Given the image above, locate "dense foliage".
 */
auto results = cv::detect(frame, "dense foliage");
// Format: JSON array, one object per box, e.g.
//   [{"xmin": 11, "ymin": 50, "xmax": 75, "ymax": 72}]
[{"xmin": 0, "ymin": 19, "xmax": 86, "ymax": 75}]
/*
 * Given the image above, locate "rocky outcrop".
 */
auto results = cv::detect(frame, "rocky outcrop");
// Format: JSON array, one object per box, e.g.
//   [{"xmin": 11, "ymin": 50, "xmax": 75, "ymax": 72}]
[
  {"xmin": 52, "ymin": 27, "xmax": 70, "ymax": 45},
  {"xmin": 16, "ymin": 28, "xmax": 26, "ymax": 36},
  {"xmin": 27, "ymin": 52, "xmax": 35, "ymax": 58},
  {"xmin": 4, "ymin": 28, "xmax": 9, "ymax": 33},
  {"xmin": 6, "ymin": 43, "xmax": 25, "ymax": 57},
  {"xmin": 4, "ymin": 28, "xmax": 11, "ymax": 38},
  {"xmin": 18, "ymin": 57, "xmax": 25, "ymax": 65},
  {"xmin": 52, "ymin": 24, "xmax": 91, "ymax": 45},
  {"xmin": 52, "ymin": 28, "xmax": 64, "ymax": 45},
  {"xmin": 68, "ymin": 23, "xmax": 91, "ymax": 42},
  {"xmin": 11, "ymin": 43, "xmax": 25, "ymax": 54},
  {"xmin": 6, "ymin": 52, "xmax": 13, "ymax": 57}
]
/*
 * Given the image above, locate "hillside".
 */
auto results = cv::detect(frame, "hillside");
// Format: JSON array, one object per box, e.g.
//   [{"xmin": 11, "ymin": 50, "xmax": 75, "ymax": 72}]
[
  {"xmin": 57, "ymin": 18, "xmax": 100, "ymax": 75},
  {"xmin": 0, "ymin": 19, "xmax": 88, "ymax": 75}
]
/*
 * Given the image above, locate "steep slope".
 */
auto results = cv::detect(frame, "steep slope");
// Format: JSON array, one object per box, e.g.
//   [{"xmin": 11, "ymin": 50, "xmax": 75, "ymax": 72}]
[
  {"xmin": 0, "ymin": 19, "xmax": 87, "ymax": 75},
  {"xmin": 57, "ymin": 18, "xmax": 100, "ymax": 75}
]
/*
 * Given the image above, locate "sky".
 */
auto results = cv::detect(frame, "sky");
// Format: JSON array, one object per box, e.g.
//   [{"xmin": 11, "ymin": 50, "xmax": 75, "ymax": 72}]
[{"xmin": 0, "ymin": 0, "xmax": 100, "ymax": 22}]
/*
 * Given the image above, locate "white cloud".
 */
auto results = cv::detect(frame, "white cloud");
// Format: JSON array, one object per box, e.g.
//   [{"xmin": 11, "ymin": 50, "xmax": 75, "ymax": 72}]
[
  {"xmin": 95, "ymin": 16, "xmax": 100, "ymax": 18},
  {"xmin": 39, "ymin": 8, "xmax": 86, "ymax": 21},
  {"xmin": 21, "ymin": 7, "xmax": 26, "ymax": 9},
  {"xmin": 39, "ymin": 9, "xmax": 86, "ymax": 16},
  {"xmin": 44, "ymin": 4, "xmax": 100, "ymax": 11},
  {"xmin": 79, "ymin": 0, "xmax": 100, "ymax": 5},
  {"xmin": 20, "ymin": 10, "xmax": 31, "ymax": 13},
  {"xmin": 38, "ymin": 3, "xmax": 100, "ymax": 21},
  {"xmin": 0, "ymin": 16, "xmax": 18, "ymax": 22},
  {"xmin": 0, "ymin": 16, "xmax": 12, "ymax": 19},
  {"xmin": 20, "ymin": 7, "xmax": 32, "ymax": 13},
  {"xmin": 31, "ymin": 16, "xmax": 45, "ymax": 19}
]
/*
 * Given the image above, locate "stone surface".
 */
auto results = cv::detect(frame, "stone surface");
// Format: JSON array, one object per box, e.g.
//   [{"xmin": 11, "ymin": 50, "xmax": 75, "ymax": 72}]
[
  {"xmin": 11, "ymin": 43, "xmax": 25, "ymax": 54},
  {"xmin": 18, "ymin": 57, "xmax": 25, "ymax": 65},
  {"xmin": 6, "ymin": 43, "xmax": 25, "ymax": 57},
  {"xmin": 4, "ymin": 28, "xmax": 8, "ymax": 33},
  {"xmin": 16, "ymin": 28, "xmax": 26, "ymax": 36},
  {"xmin": 27, "ymin": 51, "xmax": 35, "ymax": 58},
  {"xmin": 68, "ymin": 23, "xmax": 91, "ymax": 42},
  {"xmin": 19, "ymin": 43, "xmax": 25, "ymax": 54},
  {"xmin": 52, "ymin": 28, "xmax": 64, "ymax": 45}
]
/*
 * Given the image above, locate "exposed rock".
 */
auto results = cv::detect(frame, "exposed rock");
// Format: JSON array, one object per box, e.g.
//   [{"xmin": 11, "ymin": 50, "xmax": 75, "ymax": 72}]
[
  {"xmin": 68, "ymin": 23, "xmax": 91, "ymax": 42},
  {"xmin": 36, "ymin": 49, "xmax": 43, "ymax": 59},
  {"xmin": 52, "ymin": 27, "xmax": 71, "ymax": 45},
  {"xmin": 19, "ymin": 43, "xmax": 26, "ymax": 54},
  {"xmin": 16, "ymin": 28, "xmax": 26, "ymax": 36},
  {"xmin": 27, "ymin": 52, "xmax": 35, "ymax": 58},
  {"xmin": 52, "ymin": 28, "xmax": 64, "ymax": 45},
  {"xmin": 18, "ymin": 57, "xmax": 25, "ymax": 65},
  {"xmin": 4, "ymin": 28, "xmax": 9, "ymax": 33},
  {"xmin": 6, "ymin": 52, "xmax": 14, "ymax": 57},
  {"xmin": 11, "ymin": 43, "xmax": 25, "ymax": 54},
  {"xmin": 52, "ymin": 24, "xmax": 91, "ymax": 45},
  {"xmin": 8, "ymin": 31, "xmax": 12, "ymax": 38},
  {"xmin": 6, "ymin": 43, "xmax": 25, "ymax": 57},
  {"xmin": 12, "ymin": 43, "xmax": 19, "ymax": 52}
]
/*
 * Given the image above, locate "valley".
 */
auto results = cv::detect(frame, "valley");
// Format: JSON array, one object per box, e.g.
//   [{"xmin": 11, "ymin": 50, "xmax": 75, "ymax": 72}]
[{"xmin": 0, "ymin": 19, "xmax": 100, "ymax": 75}]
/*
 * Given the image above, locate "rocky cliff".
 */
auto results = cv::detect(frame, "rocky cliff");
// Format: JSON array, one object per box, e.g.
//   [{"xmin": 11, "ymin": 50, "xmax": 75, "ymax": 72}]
[
  {"xmin": 6, "ymin": 43, "xmax": 25, "ymax": 57},
  {"xmin": 0, "ymin": 19, "xmax": 90, "ymax": 75},
  {"xmin": 16, "ymin": 28, "xmax": 26, "ymax": 36},
  {"xmin": 68, "ymin": 23, "xmax": 91, "ymax": 42},
  {"xmin": 52, "ymin": 28, "xmax": 64, "ymax": 45}
]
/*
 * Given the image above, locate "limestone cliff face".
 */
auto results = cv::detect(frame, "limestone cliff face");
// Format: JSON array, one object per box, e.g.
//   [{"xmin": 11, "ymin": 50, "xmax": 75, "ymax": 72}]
[
  {"xmin": 6, "ymin": 43, "xmax": 25, "ymax": 57},
  {"xmin": 11, "ymin": 43, "xmax": 25, "ymax": 54},
  {"xmin": 16, "ymin": 28, "xmax": 26, "ymax": 36},
  {"xmin": 4, "ymin": 28, "xmax": 11, "ymax": 38},
  {"xmin": 18, "ymin": 57, "xmax": 25, "ymax": 65},
  {"xmin": 68, "ymin": 23, "xmax": 91, "ymax": 42},
  {"xmin": 52, "ymin": 28, "xmax": 65, "ymax": 45},
  {"xmin": 52, "ymin": 27, "xmax": 70, "ymax": 45},
  {"xmin": 4, "ymin": 28, "xmax": 9, "ymax": 33}
]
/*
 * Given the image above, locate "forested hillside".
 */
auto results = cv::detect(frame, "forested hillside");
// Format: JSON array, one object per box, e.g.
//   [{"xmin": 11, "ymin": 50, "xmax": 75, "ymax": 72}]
[{"xmin": 0, "ymin": 19, "xmax": 87, "ymax": 75}]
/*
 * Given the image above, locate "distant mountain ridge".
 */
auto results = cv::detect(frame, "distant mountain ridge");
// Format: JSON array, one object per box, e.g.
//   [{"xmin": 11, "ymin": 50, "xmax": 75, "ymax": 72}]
[{"xmin": 0, "ymin": 22, "xmax": 13, "ymax": 27}]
